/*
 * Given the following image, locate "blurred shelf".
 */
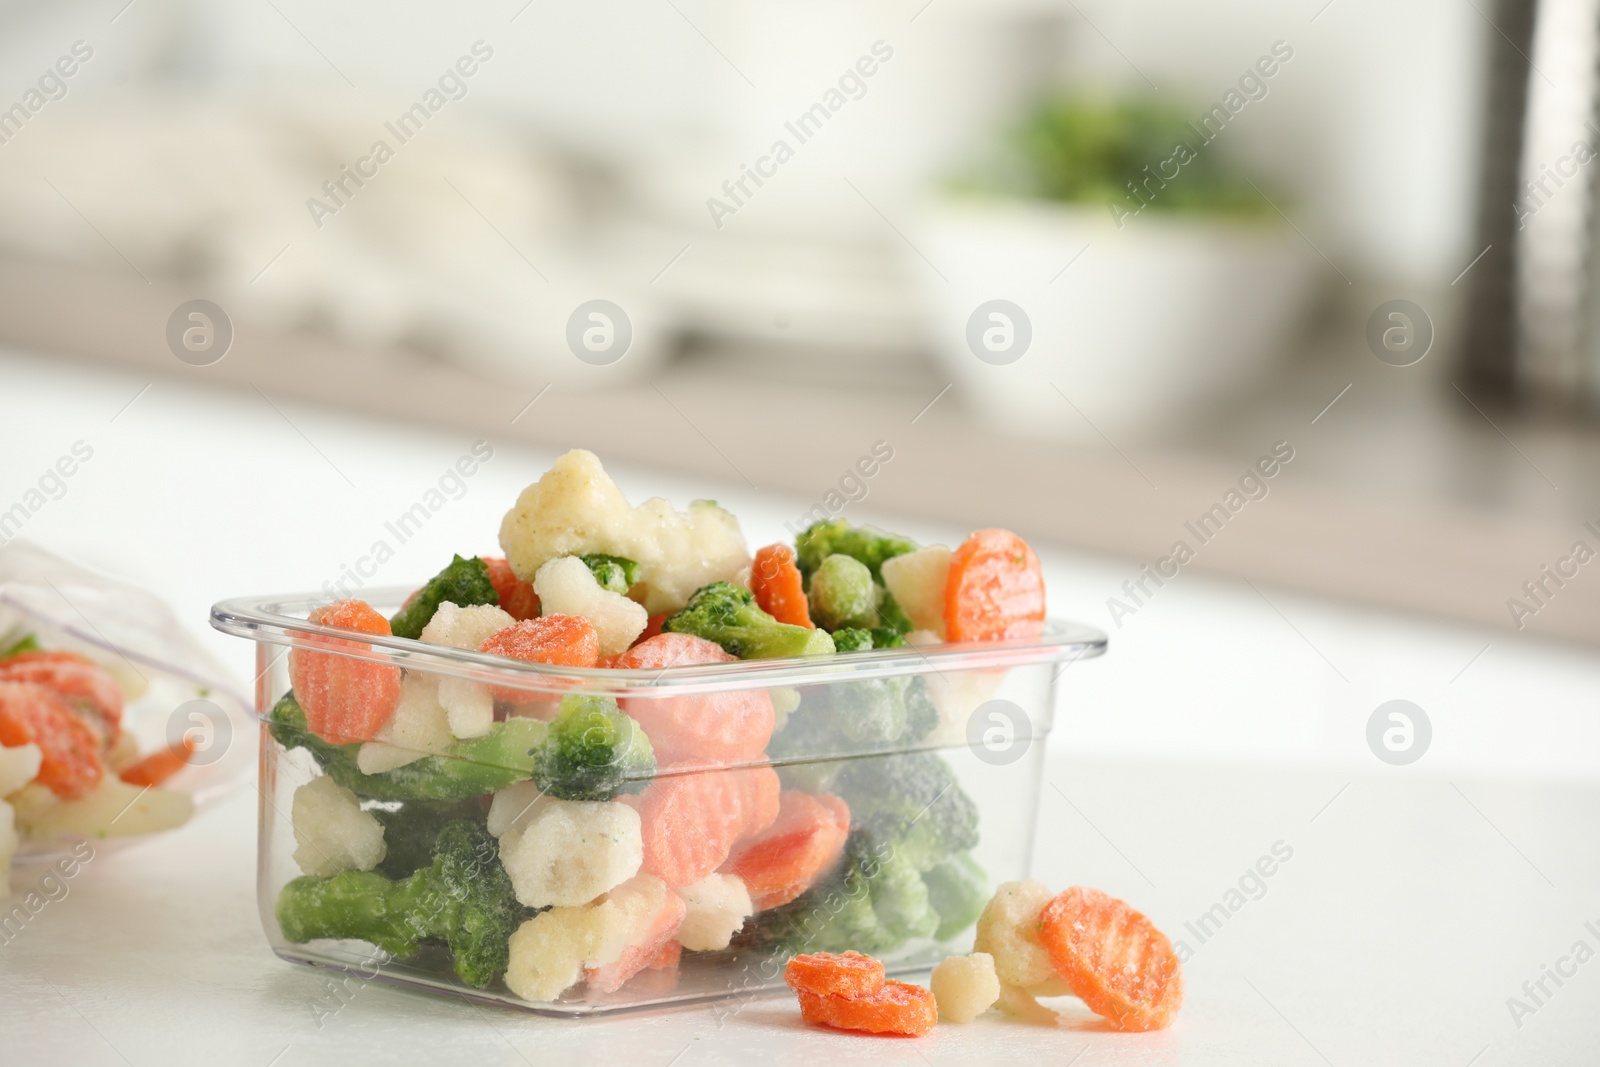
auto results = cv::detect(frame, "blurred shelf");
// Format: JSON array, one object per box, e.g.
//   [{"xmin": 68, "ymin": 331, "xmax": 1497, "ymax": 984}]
[{"xmin": 4, "ymin": 257, "xmax": 1599, "ymax": 648}]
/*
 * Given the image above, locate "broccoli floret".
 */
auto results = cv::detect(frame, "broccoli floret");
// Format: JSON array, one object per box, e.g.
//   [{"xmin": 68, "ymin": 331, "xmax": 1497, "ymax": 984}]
[
  {"xmin": 868, "ymin": 627, "xmax": 906, "ymax": 649},
  {"xmin": 748, "ymin": 863, "xmax": 901, "ymax": 957},
  {"xmin": 902, "ymin": 678, "xmax": 940, "ymax": 745},
  {"xmin": 270, "ymin": 692, "xmax": 544, "ymax": 802},
  {"xmin": 835, "ymin": 751, "xmax": 979, "ymax": 871},
  {"xmin": 831, "ymin": 628, "xmax": 874, "ymax": 653},
  {"xmin": 370, "ymin": 798, "xmax": 486, "ymax": 878},
  {"xmin": 808, "ymin": 555, "xmax": 879, "ymax": 631},
  {"xmin": 389, "ymin": 555, "xmax": 499, "ymax": 639},
  {"xmin": 769, "ymin": 702, "xmax": 848, "ymax": 793},
  {"xmin": 578, "ymin": 553, "xmax": 641, "ymax": 595},
  {"xmin": 795, "ymin": 520, "xmax": 917, "ymax": 582},
  {"xmin": 276, "ymin": 819, "xmax": 518, "ymax": 988},
  {"xmin": 852, "ymin": 834, "xmax": 940, "ymax": 940},
  {"xmin": 921, "ymin": 852, "xmax": 988, "ymax": 941},
  {"xmin": 662, "ymin": 581, "xmax": 836, "ymax": 659},
  {"xmin": 533, "ymin": 694, "xmax": 654, "ymax": 801},
  {"xmin": 875, "ymin": 591, "xmax": 915, "ymax": 636}
]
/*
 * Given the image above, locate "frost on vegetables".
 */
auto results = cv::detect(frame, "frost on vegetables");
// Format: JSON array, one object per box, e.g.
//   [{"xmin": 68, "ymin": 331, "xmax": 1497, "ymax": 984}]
[
  {"xmin": 0, "ymin": 645, "xmax": 198, "ymax": 897},
  {"xmin": 261, "ymin": 450, "xmax": 1060, "ymax": 1005}
]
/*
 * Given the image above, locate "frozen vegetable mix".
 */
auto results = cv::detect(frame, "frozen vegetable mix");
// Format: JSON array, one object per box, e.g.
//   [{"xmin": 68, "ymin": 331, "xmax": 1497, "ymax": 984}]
[{"xmin": 259, "ymin": 450, "xmax": 1060, "ymax": 1009}]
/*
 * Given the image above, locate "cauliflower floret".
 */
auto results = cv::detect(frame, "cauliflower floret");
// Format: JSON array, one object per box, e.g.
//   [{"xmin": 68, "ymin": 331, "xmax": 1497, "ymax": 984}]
[
  {"xmin": 498, "ymin": 449, "xmax": 750, "ymax": 615},
  {"xmin": 499, "ymin": 798, "xmax": 642, "ymax": 908},
  {"xmin": 881, "ymin": 545, "xmax": 952, "ymax": 636},
  {"xmin": 533, "ymin": 556, "xmax": 648, "ymax": 657},
  {"xmin": 996, "ymin": 981, "xmax": 1061, "ymax": 1022},
  {"xmin": 931, "ymin": 952, "xmax": 1002, "ymax": 1022},
  {"xmin": 487, "ymin": 779, "xmax": 548, "ymax": 838},
  {"xmin": 420, "ymin": 601, "xmax": 516, "ymax": 650},
  {"xmin": 503, "ymin": 874, "xmax": 680, "ymax": 1002},
  {"xmin": 506, "ymin": 900, "xmax": 607, "ymax": 1002},
  {"xmin": 974, "ymin": 880, "xmax": 1069, "ymax": 990},
  {"xmin": 0, "ymin": 743, "xmax": 42, "ymax": 797},
  {"xmin": 290, "ymin": 775, "xmax": 386, "ymax": 877},
  {"xmin": 366, "ymin": 674, "xmax": 452, "ymax": 770},
  {"xmin": 0, "ymin": 799, "xmax": 17, "ymax": 897},
  {"xmin": 437, "ymin": 676, "xmax": 494, "ymax": 739},
  {"xmin": 676, "ymin": 873, "xmax": 753, "ymax": 951}
]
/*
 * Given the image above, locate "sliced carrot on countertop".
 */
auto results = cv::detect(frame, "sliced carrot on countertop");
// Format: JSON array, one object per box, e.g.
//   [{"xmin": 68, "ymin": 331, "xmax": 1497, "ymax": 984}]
[
  {"xmin": 784, "ymin": 950, "xmax": 885, "ymax": 999},
  {"xmin": 796, "ymin": 979, "xmax": 937, "ymax": 1037},
  {"xmin": 1037, "ymin": 886, "xmax": 1182, "ymax": 1032}
]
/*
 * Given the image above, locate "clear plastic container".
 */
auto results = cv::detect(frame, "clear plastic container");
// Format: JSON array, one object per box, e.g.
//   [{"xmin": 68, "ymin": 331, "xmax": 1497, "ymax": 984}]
[{"xmin": 211, "ymin": 588, "xmax": 1105, "ymax": 1016}]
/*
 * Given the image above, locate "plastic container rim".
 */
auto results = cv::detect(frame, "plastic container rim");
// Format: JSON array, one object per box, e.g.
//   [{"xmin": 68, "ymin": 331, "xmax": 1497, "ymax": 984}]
[{"xmin": 211, "ymin": 587, "xmax": 1107, "ymax": 701}]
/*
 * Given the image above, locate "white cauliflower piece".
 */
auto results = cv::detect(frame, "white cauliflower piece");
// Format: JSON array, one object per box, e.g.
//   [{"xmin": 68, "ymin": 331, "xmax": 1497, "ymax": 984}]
[
  {"xmin": 356, "ymin": 741, "xmax": 423, "ymax": 775},
  {"xmin": 676, "ymin": 873, "xmax": 753, "ymax": 951},
  {"xmin": 499, "ymin": 798, "xmax": 642, "ymax": 908},
  {"xmin": 437, "ymin": 677, "xmax": 494, "ymax": 739},
  {"xmin": 503, "ymin": 873, "xmax": 679, "ymax": 1002},
  {"xmin": 291, "ymin": 775, "xmax": 386, "ymax": 877},
  {"xmin": 881, "ymin": 545, "xmax": 952, "ymax": 637},
  {"xmin": 10, "ymin": 778, "xmax": 192, "ymax": 838},
  {"xmin": 420, "ymin": 601, "xmax": 516, "ymax": 650},
  {"xmin": 487, "ymin": 780, "xmax": 548, "ymax": 838},
  {"xmin": 373, "ymin": 674, "xmax": 452, "ymax": 763},
  {"xmin": 0, "ymin": 743, "xmax": 42, "ymax": 797},
  {"xmin": 533, "ymin": 556, "xmax": 648, "ymax": 657},
  {"xmin": 498, "ymin": 449, "xmax": 750, "ymax": 615},
  {"xmin": 506, "ymin": 901, "xmax": 607, "ymax": 1002},
  {"xmin": 974, "ymin": 880, "xmax": 1067, "ymax": 990},
  {"xmin": 931, "ymin": 952, "xmax": 1002, "ymax": 1022},
  {"xmin": 0, "ymin": 799, "xmax": 16, "ymax": 897}
]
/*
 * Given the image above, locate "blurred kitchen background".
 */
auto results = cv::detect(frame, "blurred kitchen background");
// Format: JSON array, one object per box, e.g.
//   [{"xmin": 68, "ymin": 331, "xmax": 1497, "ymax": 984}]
[{"xmin": 2, "ymin": 0, "xmax": 1599, "ymax": 652}]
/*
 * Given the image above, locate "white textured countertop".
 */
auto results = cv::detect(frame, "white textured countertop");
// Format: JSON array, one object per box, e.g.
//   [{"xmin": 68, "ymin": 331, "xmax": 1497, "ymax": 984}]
[{"xmin": 3, "ymin": 349, "xmax": 1599, "ymax": 1066}]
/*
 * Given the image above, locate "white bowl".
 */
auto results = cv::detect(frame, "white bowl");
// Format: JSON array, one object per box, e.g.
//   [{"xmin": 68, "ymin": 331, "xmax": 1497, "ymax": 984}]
[{"xmin": 909, "ymin": 198, "xmax": 1319, "ymax": 441}]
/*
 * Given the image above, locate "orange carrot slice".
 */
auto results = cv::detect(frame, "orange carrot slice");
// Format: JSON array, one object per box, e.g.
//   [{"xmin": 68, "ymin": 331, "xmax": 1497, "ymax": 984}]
[
  {"xmin": 796, "ymin": 979, "xmax": 937, "ymax": 1037},
  {"xmin": 119, "ymin": 736, "xmax": 199, "ymax": 787},
  {"xmin": 1037, "ymin": 886, "xmax": 1183, "ymax": 1032},
  {"xmin": 613, "ymin": 633, "xmax": 774, "ymax": 765},
  {"xmin": 636, "ymin": 763, "xmax": 780, "ymax": 887},
  {"xmin": 944, "ymin": 529, "xmax": 1046, "ymax": 642},
  {"xmin": 725, "ymin": 791, "xmax": 850, "ymax": 909},
  {"xmin": 751, "ymin": 544, "xmax": 814, "ymax": 629},
  {"xmin": 0, "ymin": 681, "xmax": 104, "ymax": 799},
  {"xmin": 289, "ymin": 599, "xmax": 403, "ymax": 744},
  {"xmin": 0, "ymin": 650, "xmax": 124, "ymax": 746},
  {"xmin": 482, "ymin": 556, "xmax": 541, "ymax": 621},
  {"xmin": 784, "ymin": 951, "xmax": 885, "ymax": 998}
]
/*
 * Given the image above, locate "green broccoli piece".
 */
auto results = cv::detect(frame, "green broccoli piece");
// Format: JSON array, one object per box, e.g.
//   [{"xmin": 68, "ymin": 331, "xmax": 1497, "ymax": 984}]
[
  {"xmin": 662, "ymin": 581, "xmax": 836, "ymax": 659},
  {"xmin": 269, "ymin": 692, "xmax": 545, "ymax": 802},
  {"xmin": 868, "ymin": 627, "xmax": 906, "ymax": 649},
  {"xmin": 769, "ymin": 700, "xmax": 848, "ymax": 793},
  {"xmin": 853, "ymin": 835, "xmax": 939, "ymax": 940},
  {"xmin": 835, "ymin": 751, "xmax": 979, "ymax": 871},
  {"xmin": 579, "ymin": 553, "xmax": 641, "ymax": 595},
  {"xmin": 807, "ymin": 555, "xmax": 878, "ymax": 631},
  {"xmin": 874, "ymin": 591, "xmax": 915, "ymax": 636},
  {"xmin": 534, "ymin": 694, "xmax": 654, "ymax": 801},
  {"xmin": 795, "ymin": 520, "xmax": 917, "ymax": 582},
  {"xmin": 921, "ymin": 852, "xmax": 989, "ymax": 941},
  {"xmin": 748, "ymin": 862, "xmax": 900, "ymax": 956},
  {"xmin": 389, "ymin": 555, "xmax": 499, "ymax": 639},
  {"xmin": 371, "ymin": 799, "xmax": 486, "ymax": 879},
  {"xmin": 831, "ymin": 628, "xmax": 874, "ymax": 653},
  {"xmin": 276, "ymin": 819, "xmax": 518, "ymax": 988},
  {"xmin": 901, "ymin": 678, "xmax": 940, "ymax": 745}
]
